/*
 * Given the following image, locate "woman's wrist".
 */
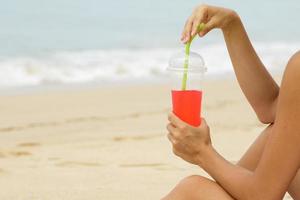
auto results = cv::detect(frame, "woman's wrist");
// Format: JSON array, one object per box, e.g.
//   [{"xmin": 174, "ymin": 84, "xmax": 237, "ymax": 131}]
[
  {"xmin": 196, "ymin": 144, "xmax": 217, "ymax": 168},
  {"xmin": 222, "ymin": 11, "xmax": 242, "ymax": 34}
]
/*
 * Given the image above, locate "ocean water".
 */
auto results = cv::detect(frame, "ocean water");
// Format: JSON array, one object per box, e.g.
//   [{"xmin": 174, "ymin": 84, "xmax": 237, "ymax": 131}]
[{"xmin": 0, "ymin": 0, "xmax": 299, "ymax": 89}]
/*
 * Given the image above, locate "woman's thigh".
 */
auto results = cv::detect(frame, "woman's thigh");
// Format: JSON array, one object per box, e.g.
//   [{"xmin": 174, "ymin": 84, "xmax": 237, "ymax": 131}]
[
  {"xmin": 289, "ymin": 170, "xmax": 300, "ymax": 199},
  {"xmin": 237, "ymin": 124, "xmax": 273, "ymax": 170},
  {"xmin": 237, "ymin": 124, "xmax": 300, "ymax": 199},
  {"xmin": 161, "ymin": 175, "xmax": 234, "ymax": 200}
]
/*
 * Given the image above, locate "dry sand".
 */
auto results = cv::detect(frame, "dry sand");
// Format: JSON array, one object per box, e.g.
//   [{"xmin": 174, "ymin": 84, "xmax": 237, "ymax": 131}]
[{"xmin": 0, "ymin": 79, "xmax": 292, "ymax": 199}]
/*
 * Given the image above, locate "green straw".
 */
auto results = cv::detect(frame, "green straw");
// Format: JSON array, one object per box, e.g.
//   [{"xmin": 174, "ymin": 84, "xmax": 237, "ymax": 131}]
[{"xmin": 181, "ymin": 23, "xmax": 205, "ymax": 90}]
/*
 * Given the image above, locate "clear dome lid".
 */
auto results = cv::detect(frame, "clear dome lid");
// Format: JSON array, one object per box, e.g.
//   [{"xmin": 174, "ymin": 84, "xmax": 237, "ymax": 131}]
[{"xmin": 167, "ymin": 50, "xmax": 206, "ymax": 74}]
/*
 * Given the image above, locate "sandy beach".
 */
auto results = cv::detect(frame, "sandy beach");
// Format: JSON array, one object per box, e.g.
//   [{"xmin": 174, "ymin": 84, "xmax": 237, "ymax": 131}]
[{"xmin": 0, "ymin": 78, "xmax": 292, "ymax": 199}]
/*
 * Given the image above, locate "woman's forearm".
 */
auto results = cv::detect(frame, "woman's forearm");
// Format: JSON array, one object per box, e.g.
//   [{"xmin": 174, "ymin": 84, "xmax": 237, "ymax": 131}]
[
  {"xmin": 222, "ymin": 14, "xmax": 279, "ymax": 123},
  {"xmin": 198, "ymin": 146, "xmax": 279, "ymax": 200}
]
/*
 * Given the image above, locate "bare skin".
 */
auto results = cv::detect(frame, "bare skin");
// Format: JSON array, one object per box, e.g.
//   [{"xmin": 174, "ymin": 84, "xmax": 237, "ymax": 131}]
[
  {"xmin": 162, "ymin": 4, "xmax": 300, "ymax": 200},
  {"xmin": 162, "ymin": 124, "xmax": 300, "ymax": 199}
]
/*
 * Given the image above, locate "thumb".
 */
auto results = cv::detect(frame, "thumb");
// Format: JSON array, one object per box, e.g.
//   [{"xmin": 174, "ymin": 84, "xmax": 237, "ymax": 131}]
[{"xmin": 200, "ymin": 118, "xmax": 208, "ymax": 127}]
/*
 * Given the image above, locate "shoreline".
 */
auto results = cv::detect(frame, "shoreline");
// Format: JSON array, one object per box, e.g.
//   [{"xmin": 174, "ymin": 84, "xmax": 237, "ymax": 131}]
[
  {"xmin": 0, "ymin": 39, "xmax": 294, "ymax": 96},
  {"xmin": 0, "ymin": 72, "xmax": 255, "ymax": 96}
]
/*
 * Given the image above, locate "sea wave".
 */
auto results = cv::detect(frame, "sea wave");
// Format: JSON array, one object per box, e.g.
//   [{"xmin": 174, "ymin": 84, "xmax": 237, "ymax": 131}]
[{"xmin": 0, "ymin": 42, "xmax": 298, "ymax": 88}]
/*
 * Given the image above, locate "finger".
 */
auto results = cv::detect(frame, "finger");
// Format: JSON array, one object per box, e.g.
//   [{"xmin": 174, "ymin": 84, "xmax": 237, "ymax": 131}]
[
  {"xmin": 166, "ymin": 123, "xmax": 176, "ymax": 133},
  {"xmin": 168, "ymin": 134, "xmax": 183, "ymax": 157},
  {"xmin": 191, "ymin": 18, "xmax": 201, "ymax": 37},
  {"xmin": 191, "ymin": 12, "xmax": 207, "ymax": 36},
  {"xmin": 200, "ymin": 118, "xmax": 209, "ymax": 128},
  {"xmin": 191, "ymin": 5, "xmax": 209, "ymax": 36},
  {"xmin": 201, "ymin": 118, "xmax": 207, "ymax": 125},
  {"xmin": 181, "ymin": 18, "xmax": 194, "ymax": 43},
  {"xmin": 180, "ymin": 22, "xmax": 187, "ymax": 41},
  {"xmin": 198, "ymin": 18, "xmax": 217, "ymax": 37},
  {"xmin": 167, "ymin": 133, "xmax": 177, "ymax": 144},
  {"xmin": 172, "ymin": 147, "xmax": 180, "ymax": 156},
  {"xmin": 181, "ymin": 20, "xmax": 189, "ymax": 41},
  {"xmin": 167, "ymin": 123, "xmax": 182, "ymax": 138},
  {"xmin": 168, "ymin": 112, "xmax": 187, "ymax": 129}
]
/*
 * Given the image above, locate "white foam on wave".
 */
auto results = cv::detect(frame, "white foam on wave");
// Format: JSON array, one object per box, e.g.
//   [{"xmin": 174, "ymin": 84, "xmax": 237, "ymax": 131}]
[
  {"xmin": 199, "ymin": 42, "xmax": 299, "ymax": 77},
  {"xmin": 0, "ymin": 42, "xmax": 298, "ymax": 88}
]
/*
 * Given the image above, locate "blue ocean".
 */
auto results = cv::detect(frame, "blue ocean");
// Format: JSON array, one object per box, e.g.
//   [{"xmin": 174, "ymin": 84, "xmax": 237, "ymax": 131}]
[{"xmin": 0, "ymin": 0, "xmax": 299, "ymax": 89}]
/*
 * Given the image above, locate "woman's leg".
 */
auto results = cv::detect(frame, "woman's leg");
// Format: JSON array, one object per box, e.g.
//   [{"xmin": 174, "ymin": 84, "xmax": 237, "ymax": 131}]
[
  {"xmin": 237, "ymin": 124, "xmax": 300, "ymax": 199},
  {"xmin": 288, "ymin": 172, "xmax": 300, "ymax": 199},
  {"xmin": 237, "ymin": 124, "xmax": 272, "ymax": 169},
  {"xmin": 161, "ymin": 175, "xmax": 234, "ymax": 200}
]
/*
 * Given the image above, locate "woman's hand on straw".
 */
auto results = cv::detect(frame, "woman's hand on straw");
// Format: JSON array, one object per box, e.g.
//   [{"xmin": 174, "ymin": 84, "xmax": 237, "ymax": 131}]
[{"xmin": 181, "ymin": 4, "xmax": 240, "ymax": 43}]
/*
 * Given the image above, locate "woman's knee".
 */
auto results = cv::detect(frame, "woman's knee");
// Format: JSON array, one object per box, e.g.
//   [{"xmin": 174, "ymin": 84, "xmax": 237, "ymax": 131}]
[
  {"xmin": 178, "ymin": 175, "xmax": 211, "ymax": 190},
  {"xmin": 161, "ymin": 175, "xmax": 210, "ymax": 200},
  {"xmin": 179, "ymin": 175, "xmax": 234, "ymax": 199},
  {"xmin": 162, "ymin": 175, "xmax": 233, "ymax": 200}
]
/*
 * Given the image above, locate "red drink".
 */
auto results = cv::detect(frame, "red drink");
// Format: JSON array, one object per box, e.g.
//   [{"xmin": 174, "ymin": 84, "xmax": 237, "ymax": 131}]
[
  {"xmin": 172, "ymin": 90, "xmax": 202, "ymax": 127},
  {"xmin": 168, "ymin": 51, "xmax": 206, "ymax": 126}
]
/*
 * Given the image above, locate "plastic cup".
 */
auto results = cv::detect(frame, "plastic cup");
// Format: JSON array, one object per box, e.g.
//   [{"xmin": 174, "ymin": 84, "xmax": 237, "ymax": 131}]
[{"xmin": 167, "ymin": 50, "xmax": 206, "ymax": 127}]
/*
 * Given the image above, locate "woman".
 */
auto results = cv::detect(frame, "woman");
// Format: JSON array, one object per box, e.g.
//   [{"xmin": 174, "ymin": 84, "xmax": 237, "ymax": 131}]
[{"xmin": 163, "ymin": 4, "xmax": 300, "ymax": 200}]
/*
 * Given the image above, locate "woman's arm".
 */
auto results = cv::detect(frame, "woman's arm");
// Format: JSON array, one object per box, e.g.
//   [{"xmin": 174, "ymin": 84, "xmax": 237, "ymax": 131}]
[
  {"xmin": 200, "ymin": 53, "xmax": 300, "ymax": 199},
  {"xmin": 167, "ymin": 52, "xmax": 300, "ymax": 199},
  {"xmin": 182, "ymin": 5, "xmax": 279, "ymax": 124},
  {"xmin": 222, "ymin": 15, "xmax": 279, "ymax": 124}
]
